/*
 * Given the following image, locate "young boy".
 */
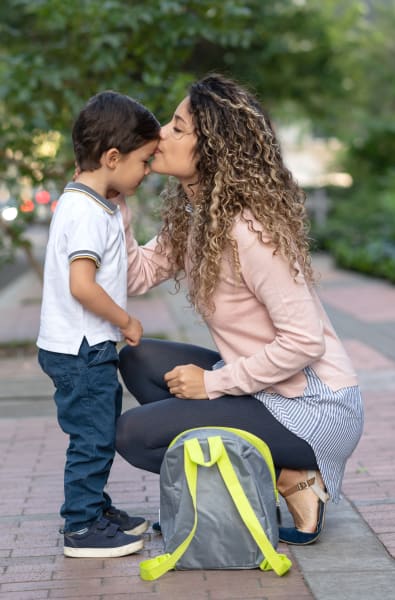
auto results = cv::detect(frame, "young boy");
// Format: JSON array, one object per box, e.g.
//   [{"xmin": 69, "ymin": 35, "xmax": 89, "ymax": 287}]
[{"xmin": 37, "ymin": 91, "xmax": 159, "ymax": 558}]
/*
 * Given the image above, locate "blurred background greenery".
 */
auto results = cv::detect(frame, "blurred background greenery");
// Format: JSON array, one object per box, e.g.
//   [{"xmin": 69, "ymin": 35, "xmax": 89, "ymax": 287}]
[{"xmin": 0, "ymin": 0, "xmax": 394, "ymax": 282}]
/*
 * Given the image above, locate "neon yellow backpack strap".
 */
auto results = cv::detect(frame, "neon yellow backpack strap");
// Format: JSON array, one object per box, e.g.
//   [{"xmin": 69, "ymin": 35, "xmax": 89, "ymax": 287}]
[
  {"xmin": 209, "ymin": 436, "xmax": 291, "ymax": 576},
  {"xmin": 140, "ymin": 437, "xmax": 215, "ymax": 581}
]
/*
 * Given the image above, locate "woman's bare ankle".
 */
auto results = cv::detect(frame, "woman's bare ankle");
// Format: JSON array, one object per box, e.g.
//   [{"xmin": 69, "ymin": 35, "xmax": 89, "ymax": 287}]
[{"xmin": 277, "ymin": 468, "xmax": 305, "ymax": 495}]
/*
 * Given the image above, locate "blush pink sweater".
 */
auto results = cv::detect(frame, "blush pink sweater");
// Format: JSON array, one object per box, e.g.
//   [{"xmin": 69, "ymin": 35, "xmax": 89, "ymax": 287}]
[{"xmin": 123, "ymin": 208, "xmax": 358, "ymax": 400}]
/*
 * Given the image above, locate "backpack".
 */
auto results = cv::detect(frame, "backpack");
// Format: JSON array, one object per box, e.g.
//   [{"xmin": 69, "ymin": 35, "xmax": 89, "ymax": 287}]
[{"xmin": 140, "ymin": 427, "xmax": 292, "ymax": 580}]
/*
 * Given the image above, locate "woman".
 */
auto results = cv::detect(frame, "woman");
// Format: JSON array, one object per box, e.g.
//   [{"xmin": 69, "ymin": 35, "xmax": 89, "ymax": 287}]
[{"xmin": 116, "ymin": 74, "xmax": 363, "ymax": 545}]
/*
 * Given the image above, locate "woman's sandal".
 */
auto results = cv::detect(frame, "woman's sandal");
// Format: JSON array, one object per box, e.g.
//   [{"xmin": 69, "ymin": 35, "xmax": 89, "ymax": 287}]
[
  {"xmin": 279, "ymin": 470, "xmax": 330, "ymax": 545},
  {"xmin": 152, "ymin": 521, "xmax": 162, "ymax": 533}
]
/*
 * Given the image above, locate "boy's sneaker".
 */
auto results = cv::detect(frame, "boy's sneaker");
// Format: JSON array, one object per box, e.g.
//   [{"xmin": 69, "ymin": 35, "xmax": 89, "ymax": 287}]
[
  {"xmin": 63, "ymin": 517, "xmax": 143, "ymax": 558},
  {"xmin": 103, "ymin": 505, "xmax": 149, "ymax": 535}
]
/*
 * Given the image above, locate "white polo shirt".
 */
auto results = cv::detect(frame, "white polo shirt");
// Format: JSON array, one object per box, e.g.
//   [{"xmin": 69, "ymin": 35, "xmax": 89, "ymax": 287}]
[{"xmin": 37, "ymin": 182, "xmax": 127, "ymax": 355}]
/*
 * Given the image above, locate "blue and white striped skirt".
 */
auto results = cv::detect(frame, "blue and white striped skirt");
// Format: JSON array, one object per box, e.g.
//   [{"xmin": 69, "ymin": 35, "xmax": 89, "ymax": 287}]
[{"xmin": 254, "ymin": 367, "xmax": 364, "ymax": 502}]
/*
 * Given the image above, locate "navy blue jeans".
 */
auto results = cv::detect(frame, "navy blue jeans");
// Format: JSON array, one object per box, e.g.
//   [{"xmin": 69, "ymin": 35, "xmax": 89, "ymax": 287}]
[{"xmin": 38, "ymin": 339, "xmax": 122, "ymax": 532}]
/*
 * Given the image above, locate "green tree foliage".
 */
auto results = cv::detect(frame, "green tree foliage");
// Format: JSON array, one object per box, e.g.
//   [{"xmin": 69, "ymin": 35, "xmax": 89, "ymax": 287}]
[
  {"xmin": 0, "ymin": 0, "xmax": 348, "ymax": 271},
  {"xmin": 0, "ymin": 0, "xmax": 343, "ymax": 187},
  {"xmin": 313, "ymin": 1, "xmax": 395, "ymax": 281},
  {"xmin": 0, "ymin": 1, "xmax": 394, "ymax": 281},
  {"xmin": 320, "ymin": 0, "xmax": 395, "ymax": 175}
]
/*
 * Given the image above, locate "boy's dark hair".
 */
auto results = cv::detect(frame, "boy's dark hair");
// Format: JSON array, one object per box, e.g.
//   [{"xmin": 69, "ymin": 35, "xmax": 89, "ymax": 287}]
[{"xmin": 72, "ymin": 91, "xmax": 160, "ymax": 170}]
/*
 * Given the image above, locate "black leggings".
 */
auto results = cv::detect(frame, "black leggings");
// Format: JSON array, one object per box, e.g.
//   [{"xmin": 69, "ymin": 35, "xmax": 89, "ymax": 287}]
[{"xmin": 116, "ymin": 338, "xmax": 318, "ymax": 475}]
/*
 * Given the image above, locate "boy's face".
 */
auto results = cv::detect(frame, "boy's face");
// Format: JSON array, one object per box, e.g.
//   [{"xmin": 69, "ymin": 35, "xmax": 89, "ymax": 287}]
[{"xmin": 110, "ymin": 139, "xmax": 158, "ymax": 196}]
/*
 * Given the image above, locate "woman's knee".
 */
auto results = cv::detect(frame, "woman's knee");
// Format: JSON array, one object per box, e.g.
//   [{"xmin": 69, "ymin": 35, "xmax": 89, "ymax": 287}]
[
  {"xmin": 118, "ymin": 344, "xmax": 139, "ymax": 388},
  {"xmin": 118, "ymin": 338, "xmax": 162, "ymax": 390},
  {"xmin": 115, "ymin": 410, "xmax": 142, "ymax": 464},
  {"xmin": 116, "ymin": 407, "xmax": 163, "ymax": 472}
]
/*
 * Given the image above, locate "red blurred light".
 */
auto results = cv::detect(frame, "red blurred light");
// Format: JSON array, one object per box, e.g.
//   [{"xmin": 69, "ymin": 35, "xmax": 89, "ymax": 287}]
[
  {"xmin": 20, "ymin": 200, "xmax": 35, "ymax": 213},
  {"xmin": 35, "ymin": 190, "xmax": 51, "ymax": 204},
  {"xmin": 50, "ymin": 200, "xmax": 58, "ymax": 212}
]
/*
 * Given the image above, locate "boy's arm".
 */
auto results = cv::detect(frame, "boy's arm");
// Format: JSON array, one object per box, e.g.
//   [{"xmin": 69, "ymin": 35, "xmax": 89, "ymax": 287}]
[{"xmin": 69, "ymin": 258, "xmax": 142, "ymax": 346}]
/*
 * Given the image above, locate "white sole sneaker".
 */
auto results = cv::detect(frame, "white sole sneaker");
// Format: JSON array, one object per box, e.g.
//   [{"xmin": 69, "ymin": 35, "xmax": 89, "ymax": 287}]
[
  {"xmin": 123, "ymin": 519, "xmax": 149, "ymax": 536},
  {"xmin": 64, "ymin": 536, "xmax": 144, "ymax": 558}
]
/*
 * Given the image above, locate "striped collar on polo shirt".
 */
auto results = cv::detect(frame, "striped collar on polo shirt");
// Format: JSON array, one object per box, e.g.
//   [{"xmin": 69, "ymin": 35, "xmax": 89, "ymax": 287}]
[{"xmin": 64, "ymin": 182, "xmax": 118, "ymax": 215}]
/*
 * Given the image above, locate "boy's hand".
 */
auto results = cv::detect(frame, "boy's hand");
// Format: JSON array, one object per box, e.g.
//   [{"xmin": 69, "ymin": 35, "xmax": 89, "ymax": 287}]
[
  {"xmin": 120, "ymin": 315, "xmax": 143, "ymax": 346},
  {"xmin": 164, "ymin": 364, "xmax": 208, "ymax": 400}
]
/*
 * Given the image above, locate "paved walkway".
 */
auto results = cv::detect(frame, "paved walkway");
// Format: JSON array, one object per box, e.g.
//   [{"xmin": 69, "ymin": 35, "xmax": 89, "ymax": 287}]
[{"xmin": 0, "ymin": 253, "xmax": 394, "ymax": 599}]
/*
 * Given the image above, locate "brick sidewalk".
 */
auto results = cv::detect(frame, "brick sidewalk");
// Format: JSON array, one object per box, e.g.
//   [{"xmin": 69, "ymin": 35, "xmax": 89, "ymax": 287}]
[
  {"xmin": 0, "ymin": 272, "xmax": 313, "ymax": 599},
  {"xmin": 0, "ymin": 418, "xmax": 309, "ymax": 600},
  {"xmin": 1, "ymin": 253, "xmax": 395, "ymax": 599},
  {"xmin": 316, "ymin": 256, "xmax": 395, "ymax": 561}
]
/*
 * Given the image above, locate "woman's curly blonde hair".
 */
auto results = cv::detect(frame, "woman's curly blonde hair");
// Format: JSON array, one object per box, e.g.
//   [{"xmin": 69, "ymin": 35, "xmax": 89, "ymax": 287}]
[{"xmin": 158, "ymin": 73, "xmax": 314, "ymax": 315}]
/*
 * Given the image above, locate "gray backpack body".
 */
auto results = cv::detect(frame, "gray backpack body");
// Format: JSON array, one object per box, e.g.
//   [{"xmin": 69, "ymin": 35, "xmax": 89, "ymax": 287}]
[{"xmin": 139, "ymin": 427, "xmax": 292, "ymax": 580}]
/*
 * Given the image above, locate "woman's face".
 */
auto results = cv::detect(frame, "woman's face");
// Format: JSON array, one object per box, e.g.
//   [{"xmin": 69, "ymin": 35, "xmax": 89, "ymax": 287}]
[{"xmin": 151, "ymin": 96, "xmax": 198, "ymax": 184}]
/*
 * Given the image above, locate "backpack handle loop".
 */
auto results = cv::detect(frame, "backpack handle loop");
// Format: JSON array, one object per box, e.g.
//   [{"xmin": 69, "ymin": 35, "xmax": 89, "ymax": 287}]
[{"xmin": 185, "ymin": 435, "xmax": 223, "ymax": 466}]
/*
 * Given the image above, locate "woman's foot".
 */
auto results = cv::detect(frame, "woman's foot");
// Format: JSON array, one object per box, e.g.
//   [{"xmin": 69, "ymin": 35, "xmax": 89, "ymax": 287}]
[
  {"xmin": 277, "ymin": 469, "xmax": 329, "ymax": 545},
  {"xmin": 152, "ymin": 521, "xmax": 162, "ymax": 533}
]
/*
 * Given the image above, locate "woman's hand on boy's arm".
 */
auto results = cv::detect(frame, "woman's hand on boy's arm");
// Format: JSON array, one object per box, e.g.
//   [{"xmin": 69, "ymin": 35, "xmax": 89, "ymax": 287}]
[{"xmin": 164, "ymin": 364, "xmax": 208, "ymax": 400}]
